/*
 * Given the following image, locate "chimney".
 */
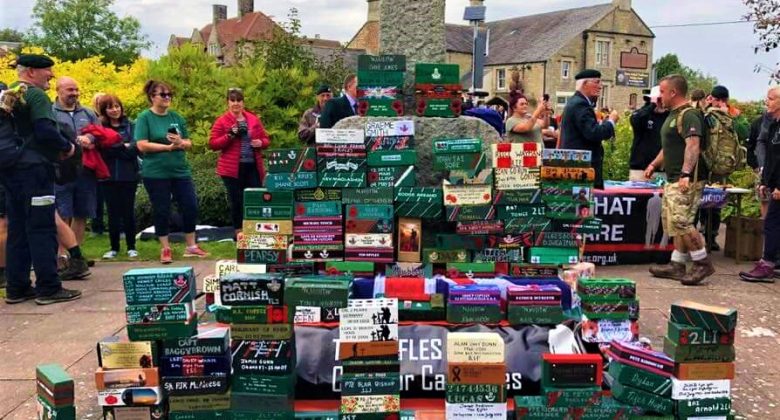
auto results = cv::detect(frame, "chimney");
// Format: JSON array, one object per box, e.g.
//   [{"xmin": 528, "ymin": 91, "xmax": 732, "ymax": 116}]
[
  {"xmin": 213, "ymin": 4, "xmax": 227, "ymax": 26},
  {"xmin": 613, "ymin": 0, "xmax": 631, "ymax": 11},
  {"xmin": 367, "ymin": 0, "xmax": 381, "ymax": 22},
  {"xmin": 238, "ymin": 0, "xmax": 254, "ymax": 18},
  {"xmin": 469, "ymin": 0, "xmax": 484, "ymax": 6}
]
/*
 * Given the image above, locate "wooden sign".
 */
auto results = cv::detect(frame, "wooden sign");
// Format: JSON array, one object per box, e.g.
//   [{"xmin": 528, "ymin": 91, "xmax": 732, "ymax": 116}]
[
  {"xmin": 317, "ymin": 157, "xmax": 367, "ymax": 173},
  {"xmin": 367, "ymin": 166, "xmax": 415, "ymax": 188},
  {"xmin": 540, "ymin": 166, "xmax": 595, "ymax": 182},
  {"xmin": 542, "ymin": 149, "xmax": 592, "ymax": 167},
  {"xmin": 265, "ymin": 148, "xmax": 316, "ymax": 173},
  {"xmin": 494, "ymin": 167, "xmax": 540, "ymax": 190},
  {"xmin": 345, "ymin": 234, "xmax": 394, "ymax": 249},
  {"xmin": 342, "ymin": 187, "xmax": 394, "ymax": 205},
  {"xmin": 315, "ymin": 129, "xmax": 365, "ymax": 144},
  {"xmin": 318, "ymin": 172, "xmax": 367, "ymax": 188},
  {"xmin": 365, "ymin": 120, "xmax": 414, "ymax": 137},
  {"xmin": 241, "ymin": 220, "xmax": 293, "ymax": 236},
  {"xmin": 394, "ymin": 187, "xmax": 443, "ymax": 203},
  {"xmin": 443, "ymin": 181, "xmax": 492, "ymax": 206},
  {"xmin": 434, "ymin": 152, "xmax": 485, "ymax": 171},
  {"xmin": 415, "ymin": 63, "xmax": 460, "ymax": 84},
  {"xmin": 265, "ymin": 172, "xmax": 318, "ymax": 191},
  {"xmin": 236, "ymin": 234, "xmax": 289, "ymax": 251},
  {"xmin": 294, "ymin": 188, "xmax": 342, "ymax": 202},
  {"xmin": 492, "ymin": 142, "xmax": 542, "ymax": 168},
  {"xmin": 397, "ymin": 218, "xmax": 422, "ymax": 262},
  {"xmin": 446, "ymin": 332, "xmax": 504, "ymax": 363},
  {"xmin": 367, "ymin": 150, "xmax": 418, "ymax": 166},
  {"xmin": 433, "ymin": 138, "xmax": 482, "ymax": 154},
  {"xmin": 123, "ymin": 268, "xmax": 194, "ymax": 305},
  {"xmin": 219, "ymin": 273, "xmax": 284, "ymax": 306}
]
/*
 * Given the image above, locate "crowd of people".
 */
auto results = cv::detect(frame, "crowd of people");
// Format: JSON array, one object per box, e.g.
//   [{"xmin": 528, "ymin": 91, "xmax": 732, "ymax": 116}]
[{"xmin": 0, "ymin": 53, "xmax": 778, "ymax": 306}]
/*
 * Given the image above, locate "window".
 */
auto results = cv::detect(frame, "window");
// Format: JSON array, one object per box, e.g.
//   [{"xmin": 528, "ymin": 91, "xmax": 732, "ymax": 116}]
[
  {"xmin": 599, "ymin": 84, "xmax": 611, "ymax": 109},
  {"xmin": 561, "ymin": 61, "xmax": 572, "ymax": 79},
  {"xmin": 595, "ymin": 40, "xmax": 611, "ymax": 67},
  {"xmin": 629, "ymin": 93, "xmax": 638, "ymax": 109},
  {"xmin": 496, "ymin": 69, "xmax": 506, "ymax": 90},
  {"xmin": 556, "ymin": 92, "xmax": 574, "ymax": 108}
]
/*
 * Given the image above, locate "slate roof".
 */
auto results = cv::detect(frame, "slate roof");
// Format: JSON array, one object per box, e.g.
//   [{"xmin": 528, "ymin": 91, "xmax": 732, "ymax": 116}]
[{"xmin": 447, "ymin": 3, "xmax": 617, "ymax": 65}]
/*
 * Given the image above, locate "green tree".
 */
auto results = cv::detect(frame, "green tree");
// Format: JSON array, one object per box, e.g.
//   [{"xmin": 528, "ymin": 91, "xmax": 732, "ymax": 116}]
[
  {"xmin": 654, "ymin": 53, "xmax": 718, "ymax": 93},
  {"xmin": 743, "ymin": 0, "xmax": 780, "ymax": 82},
  {"xmin": 28, "ymin": 0, "xmax": 150, "ymax": 66},
  {"xmin": 0, "ymin": 28, "xmax": 26, "ymax": 43}
]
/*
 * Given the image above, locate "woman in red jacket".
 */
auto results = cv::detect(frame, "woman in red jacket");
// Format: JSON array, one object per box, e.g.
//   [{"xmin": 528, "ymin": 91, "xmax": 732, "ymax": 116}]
[{"xmin": 209, "ymin": 88, "xmax": 270, "ymax": 234}]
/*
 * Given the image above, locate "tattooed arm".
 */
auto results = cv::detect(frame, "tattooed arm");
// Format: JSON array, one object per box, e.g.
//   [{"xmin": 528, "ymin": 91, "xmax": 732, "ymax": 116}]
[{"xmin": 682, "ymin": 135, "xmax": 700, "ymax": 175}]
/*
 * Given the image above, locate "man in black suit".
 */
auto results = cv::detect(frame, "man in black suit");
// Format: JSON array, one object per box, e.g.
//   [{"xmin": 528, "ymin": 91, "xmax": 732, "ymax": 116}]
[
  {"xmin": 560, "ymin": 69, "xmax": 620, "ymax": 189},
  {"xmin": 319, "ymin": 74, "xmax": 358, "ymax": 129}
]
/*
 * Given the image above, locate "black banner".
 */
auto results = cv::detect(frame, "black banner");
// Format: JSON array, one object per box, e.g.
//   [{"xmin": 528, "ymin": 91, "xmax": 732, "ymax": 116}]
[
  {"xmin": 583, "ymin": 188, "xmax": 672, "ymax": 265},
  {"xmin": 293, "ymin": 324, "xmax": 550, "ymax": 400}
]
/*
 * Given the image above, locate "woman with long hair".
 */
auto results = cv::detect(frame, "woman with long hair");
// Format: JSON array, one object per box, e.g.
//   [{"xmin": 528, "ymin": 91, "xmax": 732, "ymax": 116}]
[
  {"xmin": 209, "ymin": 88, "xmax": 270, "ymax": 235},
  {"xmin": 134, "ymin": 80, "xmax": 208, "ymax": 263},
  {"xmin": 97, "ymin": 94, "xmax": 139, "ymax": 259}
]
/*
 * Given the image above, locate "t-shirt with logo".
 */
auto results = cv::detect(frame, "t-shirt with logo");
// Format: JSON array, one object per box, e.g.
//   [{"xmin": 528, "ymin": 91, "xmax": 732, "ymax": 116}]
[
  {"xmin": 661, "ymin": 104, "xmax": 707, "ymax": 183},
  {"xmin": 133, "ymin": 109, "xmax": 191, "ymax": 179}
]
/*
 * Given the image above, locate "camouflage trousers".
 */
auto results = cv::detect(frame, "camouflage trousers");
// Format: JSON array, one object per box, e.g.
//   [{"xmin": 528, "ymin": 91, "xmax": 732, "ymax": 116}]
[{"xmin": 662, "ymin": 181, "xmax": 705, "ymax": 237}]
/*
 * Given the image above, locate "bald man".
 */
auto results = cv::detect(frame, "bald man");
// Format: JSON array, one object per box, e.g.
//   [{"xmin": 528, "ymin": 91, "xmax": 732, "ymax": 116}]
[{"xmin": 52, "ymin": 76, "xmax": 96, "ymax": 280}]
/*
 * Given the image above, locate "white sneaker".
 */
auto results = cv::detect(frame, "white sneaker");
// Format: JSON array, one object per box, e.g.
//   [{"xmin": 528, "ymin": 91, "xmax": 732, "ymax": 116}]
[
  {"xmin": 127, "ymin": 250, "xmax": 139, "ymax": 258},
  {"xmin": 102, "ymin": 250, "xmax": 118, "ymax": 259}
]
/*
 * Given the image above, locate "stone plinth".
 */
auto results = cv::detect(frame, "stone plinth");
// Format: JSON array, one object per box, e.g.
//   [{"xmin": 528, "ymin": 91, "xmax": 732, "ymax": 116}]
[{"xmin": 334, "ymin": 116, "xmax": 502, "ymax": 186}]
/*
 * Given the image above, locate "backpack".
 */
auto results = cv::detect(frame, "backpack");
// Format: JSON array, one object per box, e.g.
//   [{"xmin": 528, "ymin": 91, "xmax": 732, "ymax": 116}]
[
  {"xmin": 678, "ymin": 107, "xmax": 746, "ymax": 178},
  {"xmin": 0, "ymin": 85, "xmax": 27, "ymax": 169}
]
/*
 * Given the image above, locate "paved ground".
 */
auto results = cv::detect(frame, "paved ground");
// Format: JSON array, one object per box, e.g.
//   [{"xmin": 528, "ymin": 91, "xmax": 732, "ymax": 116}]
[{"xmin": 1, "ymin": 253, "xmax": 778, "ymax": 419}]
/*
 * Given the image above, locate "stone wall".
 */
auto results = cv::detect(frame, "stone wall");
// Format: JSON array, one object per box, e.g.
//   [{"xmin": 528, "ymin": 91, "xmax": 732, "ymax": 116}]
[{"xmin": 334, "ymin": 116, "xmax": 502, "ymax": 186}]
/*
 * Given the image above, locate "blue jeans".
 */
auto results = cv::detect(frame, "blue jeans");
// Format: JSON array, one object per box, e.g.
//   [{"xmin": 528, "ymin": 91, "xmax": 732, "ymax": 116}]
[
  {"xmin": 142, "ymin": 178, "xmax": 198, "ymax": 237},
  {"xmin": 1, "ymin": 164, "xmax": 61, "ymax": 297}
]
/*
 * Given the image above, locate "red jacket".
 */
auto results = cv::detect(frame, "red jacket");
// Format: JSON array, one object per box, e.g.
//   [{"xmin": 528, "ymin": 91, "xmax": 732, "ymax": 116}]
[
  {"xmin": 81, "ymin": 124, "xmax": 122, "ymax": 179},
  {"xmin": 209, "ymin": 110, "xmax": 270, "ymax": 180}
]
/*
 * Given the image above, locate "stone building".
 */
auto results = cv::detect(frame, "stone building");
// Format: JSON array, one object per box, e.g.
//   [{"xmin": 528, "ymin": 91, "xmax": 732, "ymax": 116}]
[
  {"xmin": 349, "ymin": 0, "xmax": 654, "ymax": 111},
  {"xmin": 170, "ymin": 0, "xmax": 359, "ymax": 66}
]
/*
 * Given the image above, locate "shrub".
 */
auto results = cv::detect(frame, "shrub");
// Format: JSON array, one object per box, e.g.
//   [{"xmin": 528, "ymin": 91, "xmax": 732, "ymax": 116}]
[{"xmin": 602, "ymin": 118, "xmax": 633, "ymax": 182}]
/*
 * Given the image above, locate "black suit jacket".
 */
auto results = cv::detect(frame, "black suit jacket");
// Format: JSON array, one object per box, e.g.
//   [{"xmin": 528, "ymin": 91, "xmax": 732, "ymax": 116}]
[
  {"xmin": 560, "ymin": 91, "xmax": 615, "ymax": 188},
  {"xmin": 319, "ymin": 95, "xmax": 356, "ymax": 129}
]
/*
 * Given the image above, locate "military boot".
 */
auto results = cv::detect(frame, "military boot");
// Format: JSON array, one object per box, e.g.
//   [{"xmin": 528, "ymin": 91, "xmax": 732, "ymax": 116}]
[
  {"xmin": 649, "ymin": 261, "xmax": 686, "ymax": 281},
  {"xmin": 681, "ymin": 257, "xmax": 715, "ymax": 286}
]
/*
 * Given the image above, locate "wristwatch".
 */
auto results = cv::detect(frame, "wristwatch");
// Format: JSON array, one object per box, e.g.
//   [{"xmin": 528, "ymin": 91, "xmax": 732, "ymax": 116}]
[{"xmin": 680, "ymin": 172, "xmax": 692, "ymax": 179}]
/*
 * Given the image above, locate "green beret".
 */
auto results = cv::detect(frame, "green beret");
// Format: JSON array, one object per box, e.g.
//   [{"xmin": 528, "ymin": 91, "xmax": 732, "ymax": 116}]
[
  {"xmin": 16, "ymin": 54, "xmax": 55, "ymax": 69},
  {"xmin": 575, "ymin": 69, "xmax": 601, "ymax": 80}
]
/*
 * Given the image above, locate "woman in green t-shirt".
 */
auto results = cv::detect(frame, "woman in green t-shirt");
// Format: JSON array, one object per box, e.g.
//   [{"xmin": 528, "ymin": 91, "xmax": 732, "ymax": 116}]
[
  {"xmin": 505, "ymin": 92, "xmax": 550, "ymax": 144},
  {"xmin": 134, "ymin": 80, "xmax": 208, "ymax": 264}
]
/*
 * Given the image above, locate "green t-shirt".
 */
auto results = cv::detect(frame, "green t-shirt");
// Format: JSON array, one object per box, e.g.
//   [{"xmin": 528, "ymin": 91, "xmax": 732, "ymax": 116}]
[
  {"xmin": 133, "ymin": 109, "xmax": 191, "ymax": 179},
  {"xmin": 10, "ymin": 81, "xmax": 60, "ymax": 161},
  {"xmin": 505, "ymin": 114, "xmax": 542, "ymax": 143},
  {"xmin": 661, "ymin": 105, "xmax": 707, "ymax": 182}
]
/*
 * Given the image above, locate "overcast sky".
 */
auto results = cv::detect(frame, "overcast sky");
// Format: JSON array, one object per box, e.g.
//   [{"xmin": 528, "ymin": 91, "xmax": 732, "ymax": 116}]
[{"xmin": 2, "ymin": 0, "xmax": 778, "ymax": 100}]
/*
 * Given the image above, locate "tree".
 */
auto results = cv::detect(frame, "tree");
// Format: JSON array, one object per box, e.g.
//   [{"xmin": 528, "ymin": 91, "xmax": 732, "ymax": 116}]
[
  {"xmin": 653, "ymin": 53, "xmax": 718, "ymax": 94},
  {"xmin": 0, "ymin": 28, "xmax": 26, "ymax": 43},
  {"xmin": 27, "ymin": 0, "xmax": 150, "ymax": 66},
  {"xmin": 743, "ymin": 0, "xmax": 780, "ymax": 82}
]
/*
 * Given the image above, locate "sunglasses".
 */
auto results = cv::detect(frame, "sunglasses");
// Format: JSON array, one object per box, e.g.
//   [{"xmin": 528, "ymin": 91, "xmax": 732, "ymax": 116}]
[{"xmin": 156, "ymin": 92, "xmax": 173, "ymax": 99}]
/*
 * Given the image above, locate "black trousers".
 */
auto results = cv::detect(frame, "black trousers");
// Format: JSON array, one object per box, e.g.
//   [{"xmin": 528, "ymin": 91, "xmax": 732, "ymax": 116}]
[
  {"xmin": 222, "ymin": 162, "xmax": 262, "ymax": 230},
  {"xmin": 103, "ymin": 181, "xmax": 138, "ymax": 251}
]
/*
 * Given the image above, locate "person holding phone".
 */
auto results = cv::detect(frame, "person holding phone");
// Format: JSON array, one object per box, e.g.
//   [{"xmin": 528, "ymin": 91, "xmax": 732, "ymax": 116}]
[
  {"xmin": 209, "ymin": 87, "xmax": 270, "ymax": 235},
  {"xmin": 134, "ymin": 80, "xmax": 208, "ymax": 264},
  {"xmin": 505, "ymin": 90, "xmax": 550, "ymax": 144}
]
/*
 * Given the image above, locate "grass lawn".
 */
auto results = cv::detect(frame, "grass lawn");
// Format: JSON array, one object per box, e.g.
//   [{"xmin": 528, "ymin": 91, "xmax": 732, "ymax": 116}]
[{"xmin": 80, "ymin": 234, "xmax": 236, "ymax": 262}]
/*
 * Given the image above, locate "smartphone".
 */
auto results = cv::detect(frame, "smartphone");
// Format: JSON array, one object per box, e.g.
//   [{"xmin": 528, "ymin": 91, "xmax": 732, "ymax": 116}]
[{"xmin": 167, "ymin": 127, "xmax": 179, "ymax": 135}]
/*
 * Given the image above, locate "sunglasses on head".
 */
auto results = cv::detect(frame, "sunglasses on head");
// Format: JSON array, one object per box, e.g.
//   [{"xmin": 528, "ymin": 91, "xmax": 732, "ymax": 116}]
[{"xmin": 156, "ymin": 92, "xmax": 173, "ymax": 99}]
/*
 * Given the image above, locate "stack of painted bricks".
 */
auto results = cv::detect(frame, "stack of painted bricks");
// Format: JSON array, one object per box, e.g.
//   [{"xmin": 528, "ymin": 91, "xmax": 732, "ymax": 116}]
[
  {"xmin": 338, "ymin": 298, "xmax": 401, "ymax": 418},
  {"xmin": 666, "ymin": 301, "xmax": 737, "ymax": 419},
  {"xmin": 534, "ymin": 148, "xmax": 595, "ymax": 265},
  {"xmin": 217, "ymin": 271, "xmax": 296, "ymax": 418},
  {"xmin": 36, "ymin": 364, "xmax": 75, "ymax": 419},
  {"xmin": 506, "ymin": 283, "xmax": 565, "ymax": 325},
  {"xmin": 517, "ymin": 353, "xmax": 639, "ymax": 419},
  {"xmin": 98, "ymin": 267, "xmax": 197, "ymax": 417},
  {"xmin": 414, "ymin": 63, "xmax": 462, "ymax": 117},
  {"xmin": 356, "ymin": 54, "xmax": 406, "ymax": 117},
  {"xmin": 284, "ymin": 275, "xmax": 351, "ymax": 324},
  {"xmin": 445, "ymin": 332, "xmax": 507, "ymax": 419},
  {"xmin": 607, "ymin": 340, "xmax": 676, "ymax": 416},
  {"xmin": 577, "ymin": 278, "xmax": 639, "ymax": 322},
  {"xmin": 163, "ymin": 325, "xmax": 232, "ymax": 419},
  {"xmin": 238, "ymin": 189, "xmax": 295, "ymax": 266},
  {"xmin": 446, "ymin": 284, "xmax": 502, "ymax": 324}
]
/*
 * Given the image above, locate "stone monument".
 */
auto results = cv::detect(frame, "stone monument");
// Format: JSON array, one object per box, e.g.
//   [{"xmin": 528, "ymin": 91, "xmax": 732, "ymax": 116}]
[{"xmin": 334, "ymin": 0, "xmax": 501, "ymax": 186}]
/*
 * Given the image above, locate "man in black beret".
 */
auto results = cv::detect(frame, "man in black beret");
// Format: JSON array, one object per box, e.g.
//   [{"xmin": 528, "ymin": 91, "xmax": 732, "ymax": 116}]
[
  {"xmin": 2, "ymin": 53, "xmax": 82, "ymax": 305},
  {"xmin": 560, "ymin": 69, "xmax": 620, "ymax": 189},
  {"xmin": 297, "ymin": 84, "xmax": 333, "ymax": 145}
]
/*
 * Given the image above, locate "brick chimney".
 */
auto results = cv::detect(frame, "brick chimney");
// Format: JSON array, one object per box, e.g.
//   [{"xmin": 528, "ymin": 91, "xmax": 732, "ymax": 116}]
[
  {"xmin": 238, "ymin": 0, "xmax": 254, "ymax": 18},
  {"xmin": 213, "ymin": 4, "xmax": 227, "ymax": 26},
  {"xmin": 367, "ymin": 0, "xmax": 381, "ymax": 22},
  {"xmin": 613, "ymin": 0, "xmax": 631, "ymax": 11}
]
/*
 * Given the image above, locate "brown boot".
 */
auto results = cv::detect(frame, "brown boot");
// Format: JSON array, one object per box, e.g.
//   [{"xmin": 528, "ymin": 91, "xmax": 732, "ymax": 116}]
[
  {"xmin": 681, "ymin": 257, "xmax": 715, "ymax": 286},
  {"xmin": 649, "ymin": 261, "xmax": 686, "ymax": 281}
]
